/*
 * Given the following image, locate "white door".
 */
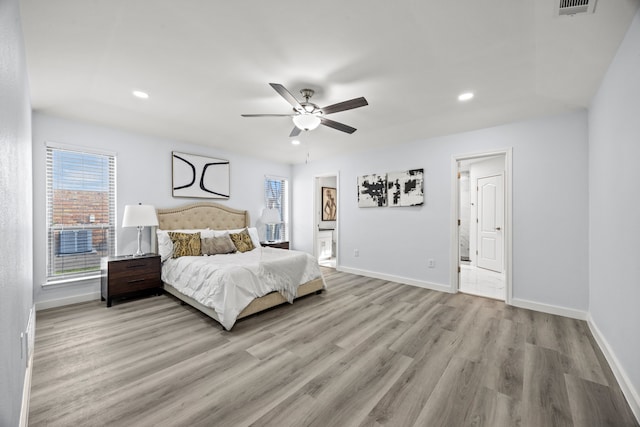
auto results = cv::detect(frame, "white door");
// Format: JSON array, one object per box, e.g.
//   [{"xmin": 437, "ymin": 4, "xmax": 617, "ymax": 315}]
[{"xmin": 477, "ymin": 174, "xmax": 504, "ymax": 272}]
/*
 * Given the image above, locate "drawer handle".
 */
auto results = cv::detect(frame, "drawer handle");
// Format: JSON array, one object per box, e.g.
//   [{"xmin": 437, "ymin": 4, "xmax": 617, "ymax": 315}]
[
  {"xmin": 127, "ymin": 264, "xmax": 146, "ymax": 269},
  {"xmin": 127, "ymin": 278, "xmax": 145, "ymax": 284}
]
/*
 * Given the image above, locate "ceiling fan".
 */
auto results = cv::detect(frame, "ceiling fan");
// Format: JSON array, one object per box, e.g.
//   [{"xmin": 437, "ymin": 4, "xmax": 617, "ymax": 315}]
[{"xmin": 242, "ymin": 83, "xmax": 368, "ymax": 137}]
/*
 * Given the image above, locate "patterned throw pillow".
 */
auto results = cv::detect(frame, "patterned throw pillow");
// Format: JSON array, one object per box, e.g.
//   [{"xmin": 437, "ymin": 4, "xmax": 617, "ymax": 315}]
[
  {"xmin": 201, "ymin": 233, "xmax": 237, "ymax": 255},
  {"xmin": 229, "ymin": 229, "xmax": 255, "ymax": 253},
  {"xmin": 168, "ymin": 232, "xmax": 201, "ymax": 258}
]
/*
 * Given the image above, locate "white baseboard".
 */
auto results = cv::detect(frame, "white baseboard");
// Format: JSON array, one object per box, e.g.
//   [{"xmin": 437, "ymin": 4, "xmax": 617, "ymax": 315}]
[
  {"xmin": 510, "ymin": 298, "xmax": 588, "ymax": 320},
  {"xmin": 19, "ymin": 352, "xmax": 33, "ymax": 427},
  {"xmin": 19, "ymin": 305, "xmax": 36, "ymax": 426},
  {"xmin": 587, "ymin": 314, "xmax": 640, "ymax": 423},
  {"xmin": 35, "ymin": 291, "xmax": 101, "ymax": 311},
  {"xmin": 337, "ymin": 266, "xmax": 453, "ymax": 294}
]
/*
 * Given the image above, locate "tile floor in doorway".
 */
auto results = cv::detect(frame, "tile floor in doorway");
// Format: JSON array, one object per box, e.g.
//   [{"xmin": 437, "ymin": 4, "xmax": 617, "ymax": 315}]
[
  {"xmin": 460, "ymin": 264, "xmax": 505, "ymax": 300},
  {"xmin": 319, "ymin": 257, "xmax": 336, "ymax": 268}
]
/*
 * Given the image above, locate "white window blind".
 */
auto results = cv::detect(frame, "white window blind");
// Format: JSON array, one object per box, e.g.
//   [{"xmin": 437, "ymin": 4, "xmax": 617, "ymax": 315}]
[
  {"xmin": 46, "ymin": 146, "xmax": 116, "ymax": 281},
  {"xmin": 264, "ymin": 176, "xmax": 289, "ymax": 241}
]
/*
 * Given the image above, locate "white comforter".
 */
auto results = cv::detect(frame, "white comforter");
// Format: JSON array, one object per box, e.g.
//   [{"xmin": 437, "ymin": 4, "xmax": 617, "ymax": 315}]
[{"xmin": 162, "ymin": 247, "xmax": 324, "ymax": 330}]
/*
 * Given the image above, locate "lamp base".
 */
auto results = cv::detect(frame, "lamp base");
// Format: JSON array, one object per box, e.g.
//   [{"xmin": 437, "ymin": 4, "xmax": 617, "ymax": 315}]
[{"xmin": 133, "ymin": 226, "xmax": 145, "ymax": 257}]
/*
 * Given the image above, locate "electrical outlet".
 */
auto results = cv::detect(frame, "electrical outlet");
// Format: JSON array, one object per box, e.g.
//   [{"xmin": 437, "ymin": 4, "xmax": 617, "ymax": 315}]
[
  {"xmin": 428, "ymin": 259, "xmax": 435, "ymax": 268},
  {"xmin": 354, "ymin": 249, "xmax": 359, "ymax": 257}
]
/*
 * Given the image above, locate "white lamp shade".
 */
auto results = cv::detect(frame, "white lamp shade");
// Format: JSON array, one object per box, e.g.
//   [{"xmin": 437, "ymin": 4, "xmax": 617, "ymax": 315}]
[
  {"xmin": 292, "ymin": 114, "xmax": 321, "ymax": 131},
  {"xmin": 260, "ymin": 208, "xmax": 281, "ymax": 224},
  {"xmin": 122, "ymin": 204, "xmax": 159, "ymax": 227}
]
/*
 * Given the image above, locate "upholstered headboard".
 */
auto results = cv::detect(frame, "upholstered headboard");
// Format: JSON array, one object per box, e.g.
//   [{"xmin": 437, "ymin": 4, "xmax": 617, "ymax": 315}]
[{"xmin": 156, "ymin": 202, "xmax": 250, "ymax": 230}]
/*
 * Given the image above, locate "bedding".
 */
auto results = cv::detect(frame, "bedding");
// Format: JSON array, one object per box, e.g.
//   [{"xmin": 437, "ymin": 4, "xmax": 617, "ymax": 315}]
[
  {"xmin": 162, "ymin": 246, "xmax": 323, "ymax": 330},
  {"xmin": 201, "ymin": 234, "xmax": 236, "ymax": 255},
  {"xmin": 168, "ymin": 231, "xmax": 202, "ymax": 258},
  {"xmin": 156, "ymin": 202, "xmax": 325, "ymax": 330},
  {"xmin": 157, "ymin": 227, "xmax": 261, "ymax": 261},
  {"xmin": 157, "ymin": 228, "xmax": 210, "ymax": 262},
  {"xmin": 229, "ymin": 229, "xmax": 255, "ymax": 252}
]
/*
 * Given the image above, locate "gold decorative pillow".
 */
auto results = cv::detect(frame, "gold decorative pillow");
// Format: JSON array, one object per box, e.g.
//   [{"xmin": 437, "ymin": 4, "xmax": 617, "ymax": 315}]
[
  {"xmin": 229, "ymin": 229, "xmax": 255, "ymax": 253},
  {"xmin": 168, "ymin": 232, "xmax": 201, "ymax": 258},
  {"xmin": 201, "ymin": 234, "xmax": 237, "ymax": 255}
]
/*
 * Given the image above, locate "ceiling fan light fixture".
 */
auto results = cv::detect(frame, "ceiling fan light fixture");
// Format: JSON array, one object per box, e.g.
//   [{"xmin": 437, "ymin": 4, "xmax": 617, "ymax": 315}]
[
  {"xmin": 458, "ymin": 92, "xmax": 474, "ymax": 101},
  {"xmin": 292, "ymin": 114, "xmax": 321, "ymax": 131},
  {"xmin": 132, "ymin": 90, "xmax": 149, "ymax": 99}
]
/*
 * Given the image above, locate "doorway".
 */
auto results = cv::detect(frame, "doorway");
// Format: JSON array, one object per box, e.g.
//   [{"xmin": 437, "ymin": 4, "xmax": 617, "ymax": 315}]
[
  {"xmin": 451, "ymin": 150, "xmax": 512, "ymax": 302},
  {"xmin": 315, "ymin": 174, "xmax": 338, "ymax": 268}
]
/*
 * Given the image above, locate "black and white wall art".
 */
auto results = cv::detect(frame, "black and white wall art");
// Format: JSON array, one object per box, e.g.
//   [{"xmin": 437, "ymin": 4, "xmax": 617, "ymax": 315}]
[
  {"xmin": 172, "ymin": 151, "xmax": 230, "ymax": 199},
  {"xmin": 387, "ymin": 168, "xmax": 424, "ymax": 207},
  {"xmin": 357, "ymin": 173, "xmax": 387, "ymax": 207}
]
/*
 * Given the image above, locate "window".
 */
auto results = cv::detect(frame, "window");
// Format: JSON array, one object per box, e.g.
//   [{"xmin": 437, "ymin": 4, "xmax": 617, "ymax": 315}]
[
  {"xmin": 46, "ymin": 145, "xmax": 116, "ymax": 282},
  {"xmin": 264, "ymin": 176, "xmax": 289, "ymax": 242}
]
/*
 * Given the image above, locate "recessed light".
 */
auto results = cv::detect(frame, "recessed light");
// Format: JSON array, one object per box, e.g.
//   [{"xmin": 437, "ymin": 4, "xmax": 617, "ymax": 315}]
[
  {"xmin": 458, "ymin": 92, "xmax": 474, "ymax": 101},
  {"xmin": 291, "ymin": 140, "xmax": 301, "ymax": 146},
  {"xmin": 132, "ymin": 90, "xmax": 149, "ymax": 99}
]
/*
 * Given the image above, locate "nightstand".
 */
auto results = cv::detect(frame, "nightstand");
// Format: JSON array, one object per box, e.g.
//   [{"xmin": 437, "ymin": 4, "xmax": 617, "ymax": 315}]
[
  {"xmin": 101, "ymin": 254, "xmax": 162, "ymax": 307},
  {"xmin": 261, "ymin": 241, "xmax": 289, "ymax": 250}
]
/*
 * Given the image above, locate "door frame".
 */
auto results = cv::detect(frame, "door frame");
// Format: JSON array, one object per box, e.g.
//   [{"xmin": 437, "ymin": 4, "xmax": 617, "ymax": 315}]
[
  {"xmin": 313, "ymin": 171, "xmax": 340, "ymax": 265},
  {"xmin": 450, "ymin": 148, "xmax": 512, "ymax": 304}
]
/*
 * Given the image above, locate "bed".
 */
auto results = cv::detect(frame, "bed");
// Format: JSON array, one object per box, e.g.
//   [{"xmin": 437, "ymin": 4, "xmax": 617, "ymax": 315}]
[{"xmin": 155, "ymin": 202, "xmax": 325, "ymax": 330}]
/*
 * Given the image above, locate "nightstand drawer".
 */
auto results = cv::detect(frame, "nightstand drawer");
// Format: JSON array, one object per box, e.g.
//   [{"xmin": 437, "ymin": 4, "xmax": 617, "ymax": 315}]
[
  {"xmin": 109, "ymin": 274, "xmax": 161, "ymax": 294},
  {"xmin": 109, "ymin": 259, "xmax": 158, "ymax": 280}
]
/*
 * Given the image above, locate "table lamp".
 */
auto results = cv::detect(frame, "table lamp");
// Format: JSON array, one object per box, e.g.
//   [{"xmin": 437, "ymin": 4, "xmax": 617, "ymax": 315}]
[
  {"xmin": 122, "ymin": 203, "xmax": 159, "ymax": 256},
  {"xmin": 260, "ymin": 207, "xmax": 281, "ymax": 242}
]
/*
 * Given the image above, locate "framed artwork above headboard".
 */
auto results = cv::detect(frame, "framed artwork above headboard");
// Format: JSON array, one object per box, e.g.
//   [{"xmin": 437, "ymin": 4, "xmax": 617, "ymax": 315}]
[{"xmin": 172, "ymin": 151, "xmax": 230, "ymax": 199}]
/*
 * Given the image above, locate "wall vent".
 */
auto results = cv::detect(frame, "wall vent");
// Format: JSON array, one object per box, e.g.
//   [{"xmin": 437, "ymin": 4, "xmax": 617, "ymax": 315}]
[{"xmin": 558, "ymin": 0, "xmax": 597, "ymax": 15}]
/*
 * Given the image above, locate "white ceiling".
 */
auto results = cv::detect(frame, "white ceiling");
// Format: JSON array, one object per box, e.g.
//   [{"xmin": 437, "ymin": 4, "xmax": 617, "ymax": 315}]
[{"xmin": 20, "ymin": 0, "xmax": 640, "ymax": 165}]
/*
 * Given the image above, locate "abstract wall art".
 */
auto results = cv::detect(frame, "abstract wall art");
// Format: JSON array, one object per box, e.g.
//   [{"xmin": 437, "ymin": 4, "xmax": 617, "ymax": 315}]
[
  {"xmin": 172, "ymin": 151, "xmax": 230, "ymax": 199},
  {"xmin": 357, "ymin": 174, "xmax": 387, "ymax": 207},
  {"xmin": 387, "ymin": 168, "xmax": 424, "ymax": 207}
]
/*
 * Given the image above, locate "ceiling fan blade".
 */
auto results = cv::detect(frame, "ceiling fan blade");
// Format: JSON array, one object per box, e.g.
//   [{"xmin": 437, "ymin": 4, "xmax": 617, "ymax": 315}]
[
  {"xmin": 320, "ymin": 117, "xmax": 357, "ymax": 134},
  {"xmin": 269, "ymin": 83, "xmax": 303, "ymax": 112},
  {"xmin": 241, "ymin": 114, "xmax": 295, "ymax": 117},
  {"xmin": 320, "ymin": 97, "xmax": 368, "ymax": 115},
  {"xmin": 289, "ymin": 126, "xmax": 302, "ymax": 137}
]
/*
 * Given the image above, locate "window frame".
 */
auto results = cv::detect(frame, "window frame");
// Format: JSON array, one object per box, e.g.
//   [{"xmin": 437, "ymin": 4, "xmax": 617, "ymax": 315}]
[
  {"xmin": 264, "ymin": 175, "xmax": 289, "ymax": 242},
  {"xmin": 45, "ymin": 142, "xmax": 117, "ymax": 283}
]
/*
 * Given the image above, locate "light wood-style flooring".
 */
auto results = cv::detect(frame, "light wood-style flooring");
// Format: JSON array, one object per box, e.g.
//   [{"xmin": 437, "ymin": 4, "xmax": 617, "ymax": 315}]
[{"xmin": 29, "ymin": 268, "xmax": 638, "ymax": 426}]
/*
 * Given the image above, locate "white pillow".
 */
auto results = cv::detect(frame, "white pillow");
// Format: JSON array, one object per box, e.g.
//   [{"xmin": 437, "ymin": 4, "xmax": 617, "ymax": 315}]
[
  {"xmin": 157, "ymin": 229, "xmax": 213, "ymax": 261},
  {"xmin": 213, "ymin": 227, "xmax": 261, "ymax": 250}
]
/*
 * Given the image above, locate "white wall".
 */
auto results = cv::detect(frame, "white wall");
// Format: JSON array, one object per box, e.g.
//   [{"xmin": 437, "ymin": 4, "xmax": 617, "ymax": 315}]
[
  {"xmin": 0, "ymin": 0, "xmax": 33, "ymax": 424},
  {"xmin": 588, "ymin": 8, "xmax": 640, "ymax": 417},
  {"xmin": 32, "ymin": 113, "xmax": 291, "ymax": 307},
  {"xmin": 292, "ymin": 111, "xmax": 589, "ymax": 311}
]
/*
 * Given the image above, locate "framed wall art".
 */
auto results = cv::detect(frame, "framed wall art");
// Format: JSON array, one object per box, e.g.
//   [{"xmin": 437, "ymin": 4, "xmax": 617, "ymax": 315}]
[
  {"xmin": 387, "ymin": 168, "xmax": 424, "ymax": 207},
  {"xmin": 172, "ymin": 151, "xmax": 230, "ymax": 199},
  {"xmin": 322, "ymin": 187, "xmax": 337, "ymax": 221},
  {"xmin": 357, "ymin": 174, "xmax": 387, "ymax": 207}
]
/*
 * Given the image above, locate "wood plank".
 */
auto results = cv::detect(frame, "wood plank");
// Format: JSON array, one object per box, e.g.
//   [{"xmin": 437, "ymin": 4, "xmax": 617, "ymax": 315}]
[
  {"xmin": 29, "ymin": 269, "xmax": 638, "ymax": 427},
  {"xmin": 521, "ymin": 343, "xmax": 574, "ymax": 427},
  {"xmin": 565, "ymin": 374, "xmax": 639, "ymax": 427},
  {"xmin": 412, "ymin": 357, "xmax": 487, "ymax": 426}
]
